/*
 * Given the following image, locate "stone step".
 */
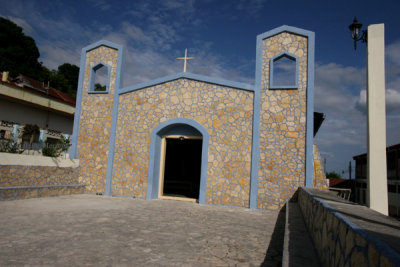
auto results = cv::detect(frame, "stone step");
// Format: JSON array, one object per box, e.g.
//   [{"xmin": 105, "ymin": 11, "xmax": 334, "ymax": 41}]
[
  {"xmin": 0, "ymin": 184, "xmax": 85, "ymax": 200},
  {"xmin": 282, "ymin": 201, "xmax": 320, "ymax": 267}
]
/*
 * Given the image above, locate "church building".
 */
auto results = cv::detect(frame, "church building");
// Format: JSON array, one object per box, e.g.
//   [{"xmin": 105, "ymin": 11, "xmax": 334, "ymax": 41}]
[{"xmin": 70, "ymin": 25, "xmax": 327, "ymax": 210}]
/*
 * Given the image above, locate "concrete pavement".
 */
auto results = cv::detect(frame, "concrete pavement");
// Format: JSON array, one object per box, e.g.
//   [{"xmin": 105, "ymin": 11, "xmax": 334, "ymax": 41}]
[{"xmin": 0, "ymin": 194, "xmax": 281, "ymax": 266}]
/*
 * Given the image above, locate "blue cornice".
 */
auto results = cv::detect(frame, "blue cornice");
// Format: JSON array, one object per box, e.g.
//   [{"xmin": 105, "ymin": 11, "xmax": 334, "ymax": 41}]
[
  {"xmin": 82, "ymin": 40, "xmax": 123, "ymax": 53},
  {"xmin": 257, "ymin": 25, "xmax": 315, "ymax": 41},
  {"xmin": 119, "ymin": 72, "xmax": 254, "ymax": 95}
]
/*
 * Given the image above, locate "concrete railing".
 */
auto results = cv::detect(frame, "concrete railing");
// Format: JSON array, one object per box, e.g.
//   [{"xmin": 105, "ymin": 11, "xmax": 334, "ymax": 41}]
[{"xmin": 298, "ymin": 187, "xmax": 400, "ymax": 266}]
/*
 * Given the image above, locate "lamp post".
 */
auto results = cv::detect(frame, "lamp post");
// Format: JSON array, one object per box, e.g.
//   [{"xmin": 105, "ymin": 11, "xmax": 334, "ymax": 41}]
[
  {"xmin": 349, "ymin": 18, "xmax": 388, "ymax": 215},
  {"xmin": 349, "ymin": 17, "xmax": 367, "ymax": 50}
]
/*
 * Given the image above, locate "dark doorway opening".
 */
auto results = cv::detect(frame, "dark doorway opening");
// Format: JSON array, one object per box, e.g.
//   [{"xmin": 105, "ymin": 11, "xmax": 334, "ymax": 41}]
[{"xmin": 162, "ymin": 137, "xmax": 202, "ymax": 199}]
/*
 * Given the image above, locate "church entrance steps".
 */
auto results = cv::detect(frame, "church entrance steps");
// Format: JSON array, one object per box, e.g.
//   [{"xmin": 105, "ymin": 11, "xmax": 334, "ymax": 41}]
[{"xmin": 0, "ymin": 184, "xmax": 85, "ymax": 200}]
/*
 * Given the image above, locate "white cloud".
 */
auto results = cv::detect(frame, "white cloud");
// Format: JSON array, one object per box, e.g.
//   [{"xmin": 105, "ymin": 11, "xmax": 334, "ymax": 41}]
[
  {"xmin": 386, "ymin": 40, "xmax": 400, "ymax": 65},
  {"xmin": 234, "ymin": 0, "xmax": 266, "ymax": 17},
  {"xmin": 315, "ymin": 51, "xmax": 400, "ymax": 174},
  {"xmin": 88, "ymin": 0, "xmax": 111, "ymax": 11},
  {"xmin": 356, "ymin": 88, "xmax": 400, "ymax": 115},
  {"xmin": 387, "ymin": 89, "xmax": 400, "ymax": 113},
  {"xmin": 5, "ymin": 16, "xmax": 34, "ymax": 35}
]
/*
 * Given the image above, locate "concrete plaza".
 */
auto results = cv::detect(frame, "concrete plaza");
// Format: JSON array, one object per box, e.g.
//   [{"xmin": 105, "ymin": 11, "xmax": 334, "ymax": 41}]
[{"xmin": 0, "ymin": 194, "xmax": 281, "ymax": 266}]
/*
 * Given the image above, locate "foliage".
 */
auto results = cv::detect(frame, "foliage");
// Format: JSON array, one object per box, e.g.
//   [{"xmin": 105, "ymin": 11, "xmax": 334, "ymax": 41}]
[
  {"xmin": 44, "ymin": 63, "xmax": 80, "ymax": 98},
  {"xmin": 41, "ymin": 146, "xmax": 60, "ymax": 157},
  {"xmin": 0, "ymin": 138, "xmax": 24, "ymax": 154},
  {"xmin": 57, "ymin": 135, "xmax": 71, "ymax": 153},
  {"xmin": 42, "ymin": 135, "xmax": 71, "ymax": 158},
  {"xmin": 94, "ymin": 83, "xmax": 106, "ymax": 91},
  {"xmin": 0, "ymin": 17, "xmax": 79, "ymax": 98},
  {"xmin": 0, "ymin": 17, "xmax": 43, "ymax": 79},
  {"xmin": 326, "ymin": 171, "xmax": 342, "ymax": 179},
  {"xmin": 22, "ymin": 124, "xmax": 40, "ymax": 150}
]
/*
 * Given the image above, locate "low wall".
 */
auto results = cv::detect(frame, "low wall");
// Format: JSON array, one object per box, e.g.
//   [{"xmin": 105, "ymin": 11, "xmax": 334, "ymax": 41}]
[
  {"xmin": 0, "ymin": 153, "xmax": 83, "ymax": 200},
  {"xmin": 298, "ymin": 187, "xmax": 400, "ymax": 266}
]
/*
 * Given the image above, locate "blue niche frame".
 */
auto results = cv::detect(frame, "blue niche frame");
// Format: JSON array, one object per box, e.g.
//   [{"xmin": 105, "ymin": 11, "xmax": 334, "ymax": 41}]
[
  {"xmin": 69, "ymin": 40, "xmax": 124, "ymax": 166},
  {"xmin": 146, "ymin": 118, "xmax": 209, "ymax": 204},
  {"xmin": 269, "ymin": 52, "xmax": 299, "ymax": 89},
  {"xmin": 88, "ymin": 61, "xmax": 112, "ymax": 94},
  {"xmin": 251, "ymin": 25, "xmax": 315, "ymax": 209}
]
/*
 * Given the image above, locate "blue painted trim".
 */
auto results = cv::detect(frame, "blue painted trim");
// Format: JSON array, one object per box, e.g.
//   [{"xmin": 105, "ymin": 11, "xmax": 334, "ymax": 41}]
[
  {"xmin": 146, "ymin": 118, "xmax": 209, "ymax": 204},
  {"xmin": 69, "ymin": 40, "xmax": 123, "ymax": 159},
  {"xmin": 104, "ymin": 46, "xmax": 125, "ymax": 196},
  {"xmin": 249, "ymin": 33, "xmax": 263, "ymax": 209},
  {"xmin": 83, "ymin": 40, "xmax": 124, "ymax": 53},
  {"xmin": 88, "ymin": 61, "xmax": 112, "ymax": 94},
  {"xmin": 301, "ymin": 187, "xmax": 400, "ymax": 264},
  {"xmin": 119, "ymin": 72, "xmax": 254, "ymax": 95},
  {"xmin": 269, "ymin": 52, "xmax": 299, "ymax": 89},
  {"xmin": 251, "ymin": 26, "xmax": 316, "ymax": 209},
  {"xmin": 69, "ymin": 47, "xmax": 89, "ymax": 158},
  {"xmin": 305, "ymin": 32, "xmax": 315, "ymax": 187},
  {"xmin": 256, "ymin": 25, "xmax": 314, "ymax": 43}
]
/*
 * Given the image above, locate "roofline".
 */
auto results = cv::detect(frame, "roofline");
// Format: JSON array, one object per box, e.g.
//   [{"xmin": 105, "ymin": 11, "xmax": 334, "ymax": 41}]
[
  {"xmin": 256, "ymin": 25, "xmax": 315, "ymax": 41},
  {"xmin": 353, "ymin": 143, "xmax": 400, "ymax": 159},
  {"xmin": 2, "ymin": 75, "xmax": 76, "ymax": 106},
  {"xmin": 119, "ymin": 72, "xmax": 254, "ymax": 95},
  {"xmin": 0, "ymin": 93, "xmax": 74, "ymax": 117},
  {"xmin": 82, "ymin": 40, "xmax": 123, "ymax": 53}
]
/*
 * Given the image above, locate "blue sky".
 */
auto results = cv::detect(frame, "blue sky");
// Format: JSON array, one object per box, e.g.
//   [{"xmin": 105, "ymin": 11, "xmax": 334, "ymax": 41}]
[{"xmin": 1, "ymin": 0, "xmax": 399, "ymax": 177}]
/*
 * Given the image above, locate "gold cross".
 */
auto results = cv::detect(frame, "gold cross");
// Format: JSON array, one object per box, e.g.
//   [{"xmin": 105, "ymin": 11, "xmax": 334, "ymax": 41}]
[{"xmin": 177, "ymin": 48, "xmax": 194, "ymax": 72}]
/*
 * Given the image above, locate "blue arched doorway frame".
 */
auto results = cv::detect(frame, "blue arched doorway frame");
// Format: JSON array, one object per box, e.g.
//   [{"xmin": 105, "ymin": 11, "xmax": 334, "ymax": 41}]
[{"xmin": 146, "ymin": 118, "xmax": 209, "ymax": 204}]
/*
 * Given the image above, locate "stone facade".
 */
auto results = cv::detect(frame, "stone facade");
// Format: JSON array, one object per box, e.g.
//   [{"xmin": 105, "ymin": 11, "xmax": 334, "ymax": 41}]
[
  {"xmin": 71, "ymin": 26, "xmax": 322, "ymax": 210},
  {"xmin": 0, "ymin": 185, "xmax": 85, "ymax": 200},
  {"xmin": 257, "ymin": 32, "xmax": 308, "ymax": 209},
  {"xmin": 298, "ymin": 187, "xmax": 400, "ymax": 266},
  {"xmin": 76, "ymin": 46, "xmax": 119, "ymax": 192},
  {"xmin": 0, "ymin": 165, "xmax": 79, "ymax": 187},
  {"xmin": 113, "ymin": 79, "xmax": 253, "ymax": 207},
  {"xmin": 313, "ymin": 145, "xmax": 328, "ymax": 190},
  {"xmin": 0, "ymin": 162, "xmax": 83, "ymax": 200}
]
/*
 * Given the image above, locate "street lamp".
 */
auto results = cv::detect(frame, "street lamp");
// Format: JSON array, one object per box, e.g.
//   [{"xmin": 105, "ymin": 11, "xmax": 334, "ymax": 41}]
[{"xmin": 349, "ymin": 17, "xmax": 367, "ymax": 50}]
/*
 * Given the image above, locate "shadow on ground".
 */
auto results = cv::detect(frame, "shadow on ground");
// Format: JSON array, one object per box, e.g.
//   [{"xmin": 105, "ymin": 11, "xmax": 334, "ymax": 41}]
[{"xmin": 261, "ymin": 205, "xmax": 286, "ymax": 267}]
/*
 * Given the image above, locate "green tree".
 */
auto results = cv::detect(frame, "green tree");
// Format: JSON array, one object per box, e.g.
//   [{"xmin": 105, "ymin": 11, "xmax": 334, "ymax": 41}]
[
  {"xmin": 0, "ymin": 17, "xmax": 43, "ymax": 79},
  {"xmin": 53, "ymin": 63, "xmax": 79, "ymax": 97},
  {"xmin": 0, "ymin": 17, "xmax": 79, "ymax": 98},
  {"xmin": 21, "ymin": 124, "xmax": 40, "ymax": 151},
  {"xmin": 37, "ymin": 62, "xmax": 80, "ymax": 98},
  {"xmin": 326, "ymin": 171, "xmax": 342, "ymax": 179},
  {"xmin": 94, "ymin": 83, "xmax": 106, "ymax": 91}
]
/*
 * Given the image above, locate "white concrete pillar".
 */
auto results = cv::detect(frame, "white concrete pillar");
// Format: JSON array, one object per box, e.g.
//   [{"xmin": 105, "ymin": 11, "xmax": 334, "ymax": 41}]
[
  {"xmin": 366, "ymin": 24, "xmax": 388, "ymax": 215},
  {"xmin": 12, "ymin": 124, "xmax": 19, "ymax": 143},
  {"xmin": 39, "ymin": 129, "xmax": 46, "ymax": 151}
]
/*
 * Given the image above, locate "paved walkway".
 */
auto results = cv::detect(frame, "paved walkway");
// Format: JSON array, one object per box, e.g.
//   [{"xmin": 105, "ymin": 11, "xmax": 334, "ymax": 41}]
[{"xmin": 0, "ymin": 194, "xmax": 280, "ymax": 266}]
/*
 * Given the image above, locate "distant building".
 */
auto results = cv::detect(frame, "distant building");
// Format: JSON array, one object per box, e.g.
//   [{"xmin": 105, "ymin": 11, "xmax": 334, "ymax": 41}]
[
  {"xmin": 0, "ymin": 71, "xmax": 75, "ymax": 150},
  {"xmin": 328, "ymin": 178, "xmax": 355, "ymax": 202},
  {"xmin": 353, "ymin": 143, "xmax": 400, "ymax": 217}
]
